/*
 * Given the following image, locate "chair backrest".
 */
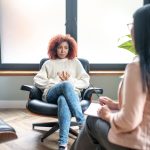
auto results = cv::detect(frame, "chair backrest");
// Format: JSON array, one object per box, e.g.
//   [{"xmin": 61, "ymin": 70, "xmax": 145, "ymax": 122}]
[{"xmin": 39, "ymin": 58, "xmax": 90, "ymax": 74}]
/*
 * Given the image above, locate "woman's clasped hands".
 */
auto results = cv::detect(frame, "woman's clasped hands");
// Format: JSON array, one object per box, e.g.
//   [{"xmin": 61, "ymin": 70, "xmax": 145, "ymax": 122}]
[{"xmin": 57, "ymin": 71, "xmax": 70, "ymax": 81}]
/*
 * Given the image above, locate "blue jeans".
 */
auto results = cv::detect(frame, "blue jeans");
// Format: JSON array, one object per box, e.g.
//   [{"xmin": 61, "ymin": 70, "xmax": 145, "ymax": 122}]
[{"xmin": 46, "ymin": 81, "xmax": 85, "ymax": 145}]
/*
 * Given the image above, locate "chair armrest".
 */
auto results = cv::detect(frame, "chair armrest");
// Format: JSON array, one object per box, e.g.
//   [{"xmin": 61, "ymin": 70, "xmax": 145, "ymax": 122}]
[
  {"xmin": 20, "ymin": 85, "xmax": 35, "ymax": 92},
  {"xmin": 20, "ymin": 85, "xmax": 42, "ymax": 100},
  {"xmin": 82, "ymin": 87, "xmax": 103, "ymax": 100}
]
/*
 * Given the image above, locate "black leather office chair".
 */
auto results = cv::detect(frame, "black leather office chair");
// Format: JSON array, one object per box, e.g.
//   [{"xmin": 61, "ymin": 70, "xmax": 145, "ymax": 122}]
[{"xmin": 21, "ymin": 58, "xmax": 103, "ymax": 142}]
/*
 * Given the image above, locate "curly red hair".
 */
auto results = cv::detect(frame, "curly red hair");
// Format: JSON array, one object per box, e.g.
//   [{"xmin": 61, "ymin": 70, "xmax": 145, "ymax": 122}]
[{"xmin": 47, "ymin": 34, "xmax": 77, "ymax": 59}]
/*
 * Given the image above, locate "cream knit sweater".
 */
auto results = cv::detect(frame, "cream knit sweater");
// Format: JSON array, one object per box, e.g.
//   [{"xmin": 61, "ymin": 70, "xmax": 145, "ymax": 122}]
[{"xmin": 34, "ymin": 58, "xmax": 90, "ymax": 101}]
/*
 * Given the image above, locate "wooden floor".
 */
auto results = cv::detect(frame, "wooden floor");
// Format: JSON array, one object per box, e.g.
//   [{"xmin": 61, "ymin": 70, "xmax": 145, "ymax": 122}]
[{"xmin": 0, "ymin": 109, "xmax": 75, "ymax": 150}]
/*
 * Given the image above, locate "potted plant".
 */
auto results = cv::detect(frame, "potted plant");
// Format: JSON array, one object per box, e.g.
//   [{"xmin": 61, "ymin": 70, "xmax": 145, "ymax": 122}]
[{"xmin": 118, "ymin": 34, "xmax": 136, "ymax": 55}]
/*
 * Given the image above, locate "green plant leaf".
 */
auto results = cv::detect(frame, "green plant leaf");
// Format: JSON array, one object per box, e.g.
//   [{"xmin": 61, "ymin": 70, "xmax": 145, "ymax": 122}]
[
  {"xmin": 118, "ymin": 40, "xmax": 136, "ymax": 54},
  {"xmin": 118, "ymin": 34, "xmax": 131, "ymax": 42},
  {"xmin": 126, "ymin": 34, "xmax": 131, "ymax": 38},
  {"xmin": 118, "ymin": 34, "xmax": 137, "ymax": 55}
]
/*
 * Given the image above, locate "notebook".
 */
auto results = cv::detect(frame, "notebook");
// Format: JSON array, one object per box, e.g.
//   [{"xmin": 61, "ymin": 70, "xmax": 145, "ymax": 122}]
[
  {"xmin": 84, "ymin": 102, "xmax": 118, "ymax": 117},
  {"xmin": 84, "ymin": 103, "xmax": 101, "ymax": 117}
]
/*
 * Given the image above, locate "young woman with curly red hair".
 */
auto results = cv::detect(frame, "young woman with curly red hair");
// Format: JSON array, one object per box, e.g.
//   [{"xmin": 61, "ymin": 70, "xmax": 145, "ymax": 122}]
[{"xmin": 34, "ymin": 34, "xmax": 90, "ymax": 150}]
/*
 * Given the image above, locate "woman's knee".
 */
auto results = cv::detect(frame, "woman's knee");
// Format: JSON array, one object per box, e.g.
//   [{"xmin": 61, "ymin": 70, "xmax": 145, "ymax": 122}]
[
  {"xmin": 86, "ymin": 116, "xmax": 98, "ymax": 129},
  {"xmin": 61, "ymin": 81, "xmax": 73, "ymax": 90},
  {"xmin": 86, "ymin": 116, "xmax": 110, "ymax": 142},
  {"xmin": 57, "ymin": 95, "xmax": 66, "ymax": 104}
]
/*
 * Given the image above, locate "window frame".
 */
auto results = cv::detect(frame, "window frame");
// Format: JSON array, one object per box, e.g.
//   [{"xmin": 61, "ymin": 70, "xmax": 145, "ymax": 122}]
[{"xmin": 0, "ymin": 0, "xmax": 144, "ymax": 71}]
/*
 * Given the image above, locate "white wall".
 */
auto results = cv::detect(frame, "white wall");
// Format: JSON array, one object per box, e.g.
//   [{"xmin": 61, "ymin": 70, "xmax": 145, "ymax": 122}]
[{"xmin": 0, "ymin": 75, "xmax": 121, "ymax": 108}]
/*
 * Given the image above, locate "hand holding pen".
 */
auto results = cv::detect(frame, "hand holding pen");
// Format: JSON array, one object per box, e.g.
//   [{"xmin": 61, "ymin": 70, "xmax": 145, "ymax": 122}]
[{"xmin": 99, "ymin": 96, "xmax": 119, "ymax": 110}]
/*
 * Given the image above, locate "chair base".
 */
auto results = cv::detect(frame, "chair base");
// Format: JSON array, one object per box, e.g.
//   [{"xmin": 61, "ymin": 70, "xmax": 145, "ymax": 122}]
[{"xmin": 33, "ymin": 121, "xmax": 78, "ymax": 142}]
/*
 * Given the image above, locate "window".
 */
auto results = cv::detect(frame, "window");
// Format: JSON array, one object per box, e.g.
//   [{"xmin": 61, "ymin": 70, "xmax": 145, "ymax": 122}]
[
  {"xmin": 78, "ymin": 0, "xmax": 143, "ymax": 64},
  {"xmin": 0, "ymin": 0, "xmax": 144, "ymax": 70},
  {"xmin": 1, "ymin": 0, "xmax": 65, "ymax": 64}
]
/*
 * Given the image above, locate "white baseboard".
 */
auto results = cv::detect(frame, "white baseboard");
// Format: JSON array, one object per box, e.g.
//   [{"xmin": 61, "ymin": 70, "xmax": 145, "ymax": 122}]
[{"xmin": 0, "ymin": 100, "xmax": 27, "ymax": 108}]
